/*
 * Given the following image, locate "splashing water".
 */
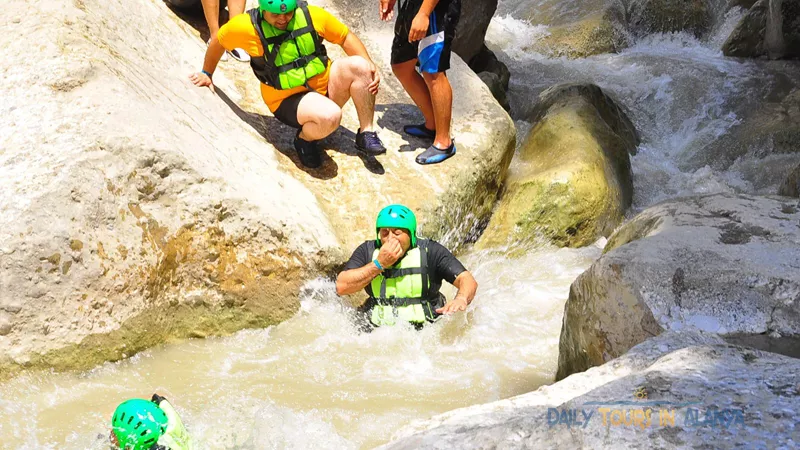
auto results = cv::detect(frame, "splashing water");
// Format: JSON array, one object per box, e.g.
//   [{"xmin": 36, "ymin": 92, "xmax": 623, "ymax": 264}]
[
  {"xmin": 3, "ymin": 1, "xmax": 799, "ymax": 448},
  {"xmin": 486, "ymin": 11, "xmax": 799, "ymax": 208},
  {"xmin": 0, "ymin": 243, "xmax": 601, "ymax": 449}
]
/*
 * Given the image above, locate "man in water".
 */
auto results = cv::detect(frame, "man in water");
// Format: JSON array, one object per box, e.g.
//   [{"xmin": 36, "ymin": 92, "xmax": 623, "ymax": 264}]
[
  {"xmin": 336, "ymin": 204, "xmax": 478, "ymax": 328},
  {"xmin": 379, "ymin": 0, "xmax": 461, "ymax": 164},
  {"xmin": 190, "ymin": 0, "xmax": 386, "ymax": 169},
  {"xmin": 109, "ymin": 394, "xmax": 190, "ymax": 450}
]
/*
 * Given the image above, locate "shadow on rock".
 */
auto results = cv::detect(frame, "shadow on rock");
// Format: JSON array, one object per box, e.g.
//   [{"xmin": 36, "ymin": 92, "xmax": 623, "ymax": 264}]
[{"xmin": 376, "ymin": 103, "xmax": 430, "ymax": 153}]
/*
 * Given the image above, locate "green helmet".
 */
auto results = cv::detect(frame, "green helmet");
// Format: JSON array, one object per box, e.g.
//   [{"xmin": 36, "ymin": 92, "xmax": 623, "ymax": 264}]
[
  {"xmin": 111, "ymin": 399, "xmax": 168, "ymax": 450},
  {"xmin": 259, "ymin": 0, "xmax": 298, "ymax": 14},
  {"xmin": 376, "ymin": 204, "xmax": 417, "ymax": 247}
]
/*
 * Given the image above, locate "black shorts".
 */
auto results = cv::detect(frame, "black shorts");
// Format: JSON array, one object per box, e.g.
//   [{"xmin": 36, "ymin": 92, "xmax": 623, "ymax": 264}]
[
  {"xmin": 391, "ymin": 0, "xmax": 461, "ymax": 73},
  {"xmin": 273, "ymin": 91, "xmax": 312, "ymax": 129}
]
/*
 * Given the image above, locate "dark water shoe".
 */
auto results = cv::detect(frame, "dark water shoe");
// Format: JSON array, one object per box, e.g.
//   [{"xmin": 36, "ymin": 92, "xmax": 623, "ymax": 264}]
[
  {"xmin": 416, "ymin": 141, "xmax": 456, "ymax": 165},
  {"xmin": 355, "ymin": 129, "xmax": 386, "ymax": 155},
  {"xmin": 294, "ymin": 131, "xmax": 322, "ymax": 168},
  {"xmin": 403, "ymin": 123, "xmax": 436, "ymax": 139}
]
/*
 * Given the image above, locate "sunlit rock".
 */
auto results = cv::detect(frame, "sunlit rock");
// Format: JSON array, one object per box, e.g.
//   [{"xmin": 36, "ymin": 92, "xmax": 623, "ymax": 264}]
[
  {"xmin": 381, "ymin": 331, "xmax": 799, "ymax": 449},
  {"xmin": 0, "ymin": 0, "xmax": 515, "ymax": 377},
  {"xmin": 557, "ymin": 193, "xmax": 800, "ymax": 380},
  {"xmin": 476, "ymin": 83, "xmax": 638, "ymax": 249}
]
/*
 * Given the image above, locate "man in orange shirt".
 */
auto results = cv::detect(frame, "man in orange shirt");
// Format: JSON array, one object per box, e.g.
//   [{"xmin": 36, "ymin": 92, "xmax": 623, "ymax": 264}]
[{"xmin": 190, "ymin": 0, "xmax": 386, "ymax": 169}]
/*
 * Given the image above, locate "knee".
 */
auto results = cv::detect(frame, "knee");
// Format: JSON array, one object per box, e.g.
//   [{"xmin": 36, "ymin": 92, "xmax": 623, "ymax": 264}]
[
  {"xmin": 422, "ymin": 71, "xmax": 446, "ymax": 84},
  {"xmin": 347, "ymin": 56, "xmax": 372, "ymax": 78}
]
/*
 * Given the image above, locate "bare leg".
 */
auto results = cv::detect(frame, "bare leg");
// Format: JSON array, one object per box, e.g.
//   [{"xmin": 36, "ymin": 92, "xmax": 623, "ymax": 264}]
[
  {"xmin": 227, "ymin": 0, "xmax": 246, "ymax": 17},
  {"xmin": 327, "ymin": 56, "xmax": 377, "ymax": 133},
  {"xmin": 200, "ymin": 0, "xmax": 221, "ymax": 37},
  {"xmin": 422, "ymin": 71, "xmax": 453, "ymax": 149},
  {"xmin": 392, "ymin": 59, "xmax": 435, "ymax": 131},
  {"xmin": 296, "ymin": 93, "xmax": 343, "ymax": 141}
]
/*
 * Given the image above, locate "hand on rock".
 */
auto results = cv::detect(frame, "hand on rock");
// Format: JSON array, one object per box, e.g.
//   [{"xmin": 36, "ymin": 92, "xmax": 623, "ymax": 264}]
[{"xmin": 189, "ymin": 72, "xmax": 215, "ymax": 93}]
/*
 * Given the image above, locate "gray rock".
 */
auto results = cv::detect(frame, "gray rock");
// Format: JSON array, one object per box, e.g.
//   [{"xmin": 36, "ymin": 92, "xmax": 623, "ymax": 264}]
[
  {"xmin": 723, "ymin": 0, "xmax": 800, "ymax": 59},
  {"xmin": 452, "ymin": 0, "xmax": 499, "ymax": 66},
  {"xmin": 779, "ymin": 164, "xmax": 800, "ymax": 197},
  {"xmin": 382, "ymin": 331, "xmax": 800, "ymax": 449},
  {"xmin": 477, "ymin": 72, "xmax": 510, "ymax": 111},
  {"xmin": 0, "ymin": 314, "xmax": 13, "ymax": 336},
  {"xmin": 557, "ymin": 193, "xmax": 800, "ymax": 380},
  {"xmin": 628, "ymin": 0, "xmax": 712, "ymax": 37}
]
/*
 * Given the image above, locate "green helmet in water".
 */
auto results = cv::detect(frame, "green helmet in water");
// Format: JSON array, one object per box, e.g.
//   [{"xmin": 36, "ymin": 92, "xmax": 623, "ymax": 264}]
[
  {"xmin": 259, "ymin": 0, "xmax": 297, "ymax": 14},
  {"xmin": 376, "ymin": 204, "xmax": 417, "ymax": 248},
  {"xmin": 111, "ymin": 399, "xmax": 168, "ymax": 450}
]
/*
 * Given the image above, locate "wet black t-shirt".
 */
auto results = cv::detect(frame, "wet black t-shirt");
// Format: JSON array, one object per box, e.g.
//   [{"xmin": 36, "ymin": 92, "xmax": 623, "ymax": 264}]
[{"xmin": 343, "ymin": 239, "xmax": 467, "ymax": 298}]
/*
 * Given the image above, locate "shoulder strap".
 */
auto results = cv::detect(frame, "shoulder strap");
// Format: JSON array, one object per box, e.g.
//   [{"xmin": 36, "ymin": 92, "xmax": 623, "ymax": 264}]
[
  {"xmin": 300, "ymin": 4, "xmax": 328, "ymax": 63},
  {"xmin": 249, "ymin": 8, "xmax": 284, "ymax": 65},
  {"xmin": 419, "ymin": 240, "xmax": 431, "ymax": 300}
]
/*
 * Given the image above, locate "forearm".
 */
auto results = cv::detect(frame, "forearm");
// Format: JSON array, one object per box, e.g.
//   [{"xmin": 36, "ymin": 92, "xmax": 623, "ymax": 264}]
[
  {"xmin": 452, "ymin": 272, "xmax": 478, "ymax": 304},
  {"xmin": 418, "ymin": 0, "xmax": 440, "ymax": 16},
  {"xmin": 336, "ymin": 263, "xmax": 382, "ymax": 295},
  {"xmin": 341, "ymin": 32, "xmax": 373, "ymax": 63},
  {"xmin": 202, "ymin": 36, "xmax": 226, "ymax": 75}
]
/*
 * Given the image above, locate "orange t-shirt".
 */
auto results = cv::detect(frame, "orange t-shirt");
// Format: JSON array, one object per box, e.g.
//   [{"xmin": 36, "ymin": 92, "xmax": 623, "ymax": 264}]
[{"xmin": 218, "ymin": 7, "xmax": 349, "ymax": 113}]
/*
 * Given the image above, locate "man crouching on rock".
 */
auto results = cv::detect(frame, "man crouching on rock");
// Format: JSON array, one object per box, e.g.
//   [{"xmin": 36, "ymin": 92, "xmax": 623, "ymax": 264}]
[
  {"xmin": 190, "ymin": 0, "xmax": 386, "ymax": 169},
  {"xmin": 336, "ymin": 204, "xmax": 478, "ymax": 329}
]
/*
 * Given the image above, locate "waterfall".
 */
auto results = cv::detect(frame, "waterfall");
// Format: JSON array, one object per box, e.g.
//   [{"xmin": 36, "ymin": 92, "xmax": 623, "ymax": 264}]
[{"xmin": 765, "ymin": 0, "xmax": 786, "ymax": 59}]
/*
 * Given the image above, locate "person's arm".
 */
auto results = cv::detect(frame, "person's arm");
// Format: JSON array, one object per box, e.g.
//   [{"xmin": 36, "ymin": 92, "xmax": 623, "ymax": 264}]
[
  {"xmin": 336, "ymin": 238, "xmax": 404, "ymax": 295},
  {"xmin": 408, "ymin": 0, "xmax": 440, "ymax": 42},
  {"xmin": 189, "ymin": 11, "xmax": 249, "ymax": 91},
  {"xmin": 340, "ymin": 33, "xmax": 381, "ymax": 95},
  {"xmin": 336, "ymin": 262, "xmax": 383, "ymax": 295},
  {"xmin": 436, "ymin": 271, "xmax": 478, "ymax": 314},
  {"xmin": 189, "ymin": 38, "xmax": 226, "ymax": 91}
]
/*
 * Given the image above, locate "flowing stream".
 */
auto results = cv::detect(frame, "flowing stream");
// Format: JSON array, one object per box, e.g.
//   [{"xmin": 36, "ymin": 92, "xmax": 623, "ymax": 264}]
[{"xmin": 2, "ymin": 0, "xmax": 799, "ymax": 448}]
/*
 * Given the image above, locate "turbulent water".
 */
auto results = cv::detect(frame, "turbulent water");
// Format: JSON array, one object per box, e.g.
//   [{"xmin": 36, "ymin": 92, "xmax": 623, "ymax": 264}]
[
  {"xmin": 0, "ymin": 244, "xmax": 601, "ymax": 449},
  {"xmin": 3, "ymin": 1, "xmax": 799, "ymax": 449}
]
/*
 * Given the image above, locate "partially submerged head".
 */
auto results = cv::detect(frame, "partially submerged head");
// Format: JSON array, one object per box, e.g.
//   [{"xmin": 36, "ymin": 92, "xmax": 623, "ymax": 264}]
[
  {"xmin": 259, "ymin": 0, "xmax": 297, "ymax": 29},
  {"xmin": 110, "ymin": 399, "xmax": 167, "ymax": 450},
  {"xmin": 376, "ymin": 204, "xmax": 417, "ymax": 254}
]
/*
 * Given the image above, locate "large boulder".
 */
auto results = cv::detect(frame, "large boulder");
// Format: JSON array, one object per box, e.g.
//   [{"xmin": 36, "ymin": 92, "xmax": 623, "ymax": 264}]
[
  {"xmin": 381, "ymin": 331, "xmax": 800, "ymax": 449},
  {"xmin": 723, "ymin": 0, "xmax": 800, "ymax": 59},
  {"xmin": 453, "ymin": 0, "xmax": 500, "ymax": 65},
  {"xmin": 469, "ymin": 44, "xmax": 511, "ymax": 109},
  {"xmin": 476, "ymin": 84, "xmax": 638, "ymax": 249},
  {"xmin": 557, "ymin": 193, "xmax": 800, "ymax": 380},
  {"xmin": 628, "ymin": 0, "xmax": 712, "ymax": 37},
  {"xmin": 0, "ymin": 0, "xmax": 515, "ymax": 378},
  {"xmin": 528, "ymin": 9, "xmax": 631, "ymax": 59},
  {"xmin": 779, "ymin": 163, "xmax": 800, "ymax": 196}
]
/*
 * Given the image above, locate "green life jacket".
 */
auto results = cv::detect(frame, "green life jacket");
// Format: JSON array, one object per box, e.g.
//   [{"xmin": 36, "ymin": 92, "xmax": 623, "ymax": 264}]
[
  {"xmin": 248, "ymin": 4, "xmax": 329, "ymax": 90},
  {"xmin": 152, "ymin": 396, "xmax": 191, "ymax": 450},
  {"xmin": 368, "ymin": 242, "xmax": 441, "ymax": 326}
]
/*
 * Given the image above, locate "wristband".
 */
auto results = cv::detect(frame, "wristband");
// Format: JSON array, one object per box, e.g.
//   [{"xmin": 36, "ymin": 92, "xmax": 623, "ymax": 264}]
[
  {"xmin": 201, "ymin": 69, "xmax": 213, "ymax": 79},
  {"xmin": 372, "ymin": 259, "xmax": 384, "ymax": 271}
]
